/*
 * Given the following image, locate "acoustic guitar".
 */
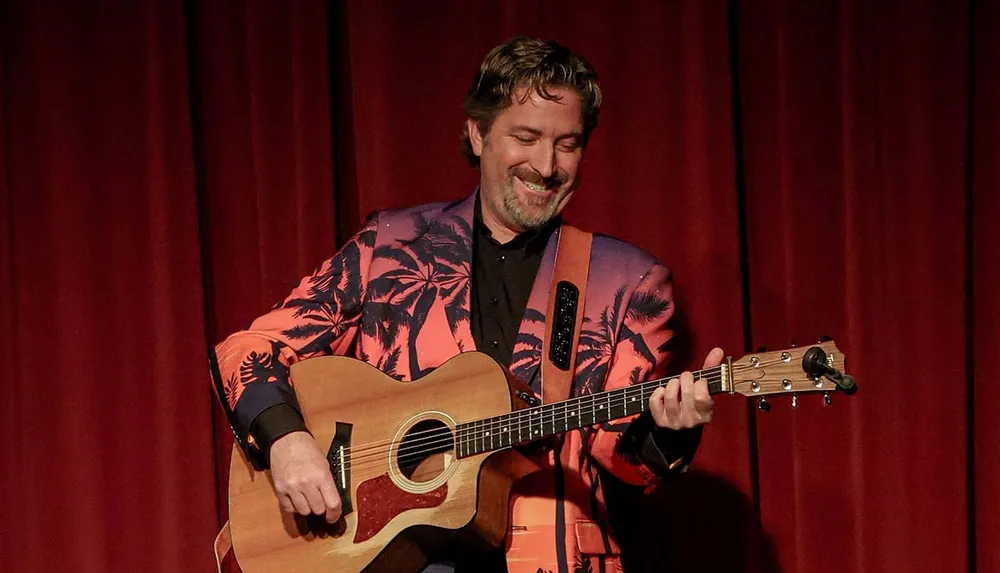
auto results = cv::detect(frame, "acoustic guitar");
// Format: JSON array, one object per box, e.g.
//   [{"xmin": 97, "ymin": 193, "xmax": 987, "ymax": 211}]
[{"xmin": 226, "ymin": 341, "xmax": 854, "ymax": 572}]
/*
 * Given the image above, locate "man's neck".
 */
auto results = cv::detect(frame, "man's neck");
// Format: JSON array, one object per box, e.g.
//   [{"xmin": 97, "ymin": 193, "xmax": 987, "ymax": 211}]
[{"xmin": 480, "ymin": 210, "xmax": 522, "ymax": 245}]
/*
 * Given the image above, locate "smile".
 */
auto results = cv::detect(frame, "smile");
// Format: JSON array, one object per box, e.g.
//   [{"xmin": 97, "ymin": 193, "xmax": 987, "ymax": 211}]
[{"xmin": 516, "ymin": 176, "xmax": 553, "ymax": 195}]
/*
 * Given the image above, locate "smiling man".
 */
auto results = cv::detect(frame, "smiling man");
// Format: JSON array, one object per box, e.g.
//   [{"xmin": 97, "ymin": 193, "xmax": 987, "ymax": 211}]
[{"xmin": 213, "ymin": 37, "xmax": 721, "ymax": 573}]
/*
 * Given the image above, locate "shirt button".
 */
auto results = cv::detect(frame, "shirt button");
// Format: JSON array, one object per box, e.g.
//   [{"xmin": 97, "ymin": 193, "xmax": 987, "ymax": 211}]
[
  {"xmin": 497, "ymin": 254, "xmax": 506, "ymax": 263},
  {"xmin": 490, "ymin": 296, "xmax": 499, "ymax": 305},
  {"xmin": 490, "ymin": 340, "xmax": 499, "ymax": 349}
]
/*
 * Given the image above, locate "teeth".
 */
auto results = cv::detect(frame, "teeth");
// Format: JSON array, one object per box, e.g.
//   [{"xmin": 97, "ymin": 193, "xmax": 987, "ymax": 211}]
[{"xmin": 520, "ymin": 178, "xmax": 547, "ymax": 192}]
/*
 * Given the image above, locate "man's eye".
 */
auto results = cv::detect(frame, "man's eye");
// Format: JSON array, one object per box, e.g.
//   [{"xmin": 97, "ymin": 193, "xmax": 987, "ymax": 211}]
[
  {"xmin": 514, "ymin": 136, "xmax": 536, "ymax": 144},
  {"xmin": 558, "ymin": 141, "xmax": 580, "ymax": 152}
]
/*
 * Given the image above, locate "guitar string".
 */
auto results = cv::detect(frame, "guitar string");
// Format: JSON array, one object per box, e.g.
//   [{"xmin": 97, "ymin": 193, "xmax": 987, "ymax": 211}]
[
  {"xmin": 343, "ymin": 359, "xmax": 831, "ymax": 474},
  {"xmin": 336, "ymin": 355, "xmax": 812, "ymax": 469},
  {"xmin": 332, "ymin": 356, "xmax": 808, "ymax": 471},
  {"xmin": 340, "ymin": 378, "xmax": 713, "ymax": 473},
  {"xmin": 333, "ymin": 357, "xmax": 803, "ymax": 467},
  {"xmin": 340, "ymin": 371, "xmax": 734, "ymax": 472},
  {"xmin": 336, "ymin": 364, "xmax": 723, "ymax": 458}
]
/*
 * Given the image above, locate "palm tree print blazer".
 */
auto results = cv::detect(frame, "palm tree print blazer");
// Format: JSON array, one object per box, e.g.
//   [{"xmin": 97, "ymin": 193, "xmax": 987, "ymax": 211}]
[{"xmin": 213, "ymin": 191, "xmax": 677, "ymax": 573}]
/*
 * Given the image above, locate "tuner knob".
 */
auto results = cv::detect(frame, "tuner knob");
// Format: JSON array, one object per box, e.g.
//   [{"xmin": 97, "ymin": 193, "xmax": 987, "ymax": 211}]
[
  {"xmin": 758, "ymin": 398, "xmax": 771, "ymax": 412},
  {"xmin": 823, "ymin": 393, "xmax": 832, "ymax": 407},
  {"xmin": 791, "ymin": 394, "xmax": 798, "ymax": 409},
  {"xmin": 818, "ymin": 335, "xmax": 832, "ymax": 343},
  {"xmin": 789, "ymin": 339, "xmax": 797, "ymax": 348}
]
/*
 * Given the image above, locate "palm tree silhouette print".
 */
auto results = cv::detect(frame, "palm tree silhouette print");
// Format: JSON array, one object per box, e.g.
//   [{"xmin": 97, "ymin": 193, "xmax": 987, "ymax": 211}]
[
  {"xmin": 279, "ymin": 224, "xmax": 376, "ymax": 356},
  {"xmin": 366, "ymin": 213, "xmax": 471, "ymax": 378}
]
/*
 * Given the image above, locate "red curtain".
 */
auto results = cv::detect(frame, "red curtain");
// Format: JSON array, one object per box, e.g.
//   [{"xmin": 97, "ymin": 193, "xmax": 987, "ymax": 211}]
[{"xmin": 1, "ymin": 1, "xmax": 996, "ymax": 571}]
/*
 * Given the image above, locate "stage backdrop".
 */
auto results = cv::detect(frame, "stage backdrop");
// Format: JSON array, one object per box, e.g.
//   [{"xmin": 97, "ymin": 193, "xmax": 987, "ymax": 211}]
[{"xmin": 1, "ymin": 1, "xmax": 996, "ymax": 571}]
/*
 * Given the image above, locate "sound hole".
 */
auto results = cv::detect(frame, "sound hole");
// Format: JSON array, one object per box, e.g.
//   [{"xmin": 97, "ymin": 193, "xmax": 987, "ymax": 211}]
[{"xmin": 397, "ymin": 419, "xmax": 454, "ymax": 483}]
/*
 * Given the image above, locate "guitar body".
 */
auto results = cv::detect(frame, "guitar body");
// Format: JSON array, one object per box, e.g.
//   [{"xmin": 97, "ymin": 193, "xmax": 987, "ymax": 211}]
[{"xmin": 227, "ymin": 352, "xmax": 540, "ymax": 573}]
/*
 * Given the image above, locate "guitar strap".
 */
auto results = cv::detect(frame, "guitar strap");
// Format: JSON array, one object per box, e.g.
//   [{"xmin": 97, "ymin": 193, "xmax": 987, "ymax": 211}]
[
  {"xmin": 212, "ymin": 225, "xmax": 594, "ymax": 571},
  {"xmin": 541, "ymin": 225, "xmax": 592, "ymax": 405}
]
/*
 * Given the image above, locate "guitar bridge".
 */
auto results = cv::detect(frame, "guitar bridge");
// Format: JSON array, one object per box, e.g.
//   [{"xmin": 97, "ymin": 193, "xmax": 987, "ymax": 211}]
[{"xmin": 326, "ymin": 422, "xmax": 353, "ymax": 516}]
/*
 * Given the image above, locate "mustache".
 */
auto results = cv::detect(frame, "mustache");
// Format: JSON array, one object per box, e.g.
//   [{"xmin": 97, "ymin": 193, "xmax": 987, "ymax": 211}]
[{"xmin": 510, "ymin": 168, "xmax": 566, "ymax": 189}]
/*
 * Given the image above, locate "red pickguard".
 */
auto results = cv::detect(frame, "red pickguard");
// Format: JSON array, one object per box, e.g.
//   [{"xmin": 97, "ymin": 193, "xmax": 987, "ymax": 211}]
[{"xmin": 353, "ymin": 474, "xmax": 448, "ymax": 543}]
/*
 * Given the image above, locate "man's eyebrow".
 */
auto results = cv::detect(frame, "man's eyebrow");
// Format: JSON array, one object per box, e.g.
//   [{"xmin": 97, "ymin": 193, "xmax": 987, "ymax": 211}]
[
  {"xmin": 509, "ymin": 125, "xmax": 543, "ymax": 136},
  {"xmin": 508, "ymin": 126, "xmax": 583, "ymax": 140}
]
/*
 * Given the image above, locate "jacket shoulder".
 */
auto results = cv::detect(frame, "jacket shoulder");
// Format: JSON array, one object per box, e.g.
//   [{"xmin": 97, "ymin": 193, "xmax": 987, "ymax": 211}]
[
  {"xmin": 366, "ymin": 199, "xmax": 463, "ymax": 243},
  {"xmin": 589, "ymin": 233, "xmax": 667, "ymax": 283}
]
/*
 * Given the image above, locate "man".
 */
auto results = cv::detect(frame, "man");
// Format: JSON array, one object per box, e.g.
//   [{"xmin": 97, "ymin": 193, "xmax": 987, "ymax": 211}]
[{"xmin": 213, "ymin": 37, "xmax": 721, "ymax": 573}]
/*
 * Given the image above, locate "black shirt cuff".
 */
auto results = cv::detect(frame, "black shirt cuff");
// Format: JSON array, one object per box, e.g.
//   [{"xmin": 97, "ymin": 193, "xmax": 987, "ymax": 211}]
[
  {"xmin": 248, "ymin": 403, "xmax": 309, "ymax": 464},
  {"xmin": 644, "ymin": 424, "xmax": 703, "ymax": 474},
  {"xmin": 621, "ymin": 410, "xmax": 703, "ymax": 476}
]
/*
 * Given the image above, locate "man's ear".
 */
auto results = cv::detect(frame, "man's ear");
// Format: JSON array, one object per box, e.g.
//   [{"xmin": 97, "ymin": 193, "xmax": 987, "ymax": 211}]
[{"xmin": 466, "ymin": 118, "xmax": 484, "ymax": 157}]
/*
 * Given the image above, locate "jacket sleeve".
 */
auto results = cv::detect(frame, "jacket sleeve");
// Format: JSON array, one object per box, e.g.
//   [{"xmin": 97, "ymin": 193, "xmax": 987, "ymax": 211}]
[
  {"xmin": 209, "ymin": 214, "xmax": 378, "ymax": 467},
  {"xmin": 584, "ymin": 262, "xmax": 699, "ymax": 486}
]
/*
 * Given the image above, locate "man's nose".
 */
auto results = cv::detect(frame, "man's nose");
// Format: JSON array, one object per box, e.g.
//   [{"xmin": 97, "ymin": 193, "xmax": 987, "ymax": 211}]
[{"xmin": 528, "ymin": 143, "xmax": 556, "ymax": 179}]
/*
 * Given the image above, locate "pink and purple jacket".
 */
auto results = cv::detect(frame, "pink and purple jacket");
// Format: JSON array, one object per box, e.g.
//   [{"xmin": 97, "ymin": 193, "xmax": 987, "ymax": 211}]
[{"xmin": 212, "ymin": 192, "xmax": 680, "ymax": 573}]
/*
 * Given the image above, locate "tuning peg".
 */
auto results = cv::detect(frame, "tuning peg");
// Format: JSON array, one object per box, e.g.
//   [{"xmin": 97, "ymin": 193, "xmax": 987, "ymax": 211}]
[
  {"xmin": 791, "ymin": 394, "xmax": 798, "ymax": 409},
  {"xmin": 758, "ymin": 398, "xmax": 771, "ymax": 412},
  {"xmin": 818, "ymin": 335, "xmax": 832, "ymax": 343},
  {"xmin": 789, "ymin": 339, "xmax": 797, "ymax": 348},
  {"xmin": 823, "ymin": 393, "xmax": 832, "ymax": 407},
  {"xmin": 756, "ymin": 345, "xmax": 769, "ymax": 353}
]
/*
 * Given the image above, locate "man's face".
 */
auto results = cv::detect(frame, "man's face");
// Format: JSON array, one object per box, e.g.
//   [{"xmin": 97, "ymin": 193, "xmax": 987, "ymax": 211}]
[{"xmin": 468, "ymin": 86, "xmax": 585, "ymax": 237}]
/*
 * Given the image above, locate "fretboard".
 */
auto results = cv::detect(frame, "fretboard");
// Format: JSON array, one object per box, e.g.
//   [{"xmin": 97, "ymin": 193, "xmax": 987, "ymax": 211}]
[{"xmin": 455, "ymin": 364, "xmax": 727, "ymax": 458}]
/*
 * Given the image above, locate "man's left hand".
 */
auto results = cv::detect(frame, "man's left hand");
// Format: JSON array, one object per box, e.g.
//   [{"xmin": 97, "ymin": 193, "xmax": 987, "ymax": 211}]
[{"xmin": 649, "ymin": 347, "xmax": 725, "ymax": 430}]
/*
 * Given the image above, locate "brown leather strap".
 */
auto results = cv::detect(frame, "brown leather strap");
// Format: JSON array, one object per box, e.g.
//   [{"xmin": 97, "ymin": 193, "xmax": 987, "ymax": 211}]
[
  {"xmin": 214, "ymin": 520, "xmax": 232, "ymax": 573},
  {"xmin": 542, "ymin": 226, "xmax": 592, "ymax": 404}
]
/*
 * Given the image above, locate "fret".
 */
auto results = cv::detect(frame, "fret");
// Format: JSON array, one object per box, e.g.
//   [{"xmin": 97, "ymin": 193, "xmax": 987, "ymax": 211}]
[
  {"xmin": 457, "ymin": 426, "xmax": 464, "ymax": 458},
  {"xmin": 610, "ymin": 388, "xmax": 626, "ymax": 420},
  {"xmin": 543, "ymin": 405, "xmax": 555, "ymax": 437},
  {"xmin": 474, "ymin": 418, "xmax": 484, "ymax": 455},
  {"xmin": 630, "ymin": 386, "xmax": 645, "ymax": 413},
  {"xmin": 500, "ymin": 416, "xmax": 511, "ymax": 448},
  {"xmin": 487, "ymin": 418, "xmax": 495, "ymax": 451}
]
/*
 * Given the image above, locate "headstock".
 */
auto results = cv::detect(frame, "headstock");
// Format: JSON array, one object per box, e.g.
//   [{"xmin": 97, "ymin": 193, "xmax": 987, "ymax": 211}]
[{"xmin": 727, "ymin": 340, "xmax": 854, "ymax": 406}]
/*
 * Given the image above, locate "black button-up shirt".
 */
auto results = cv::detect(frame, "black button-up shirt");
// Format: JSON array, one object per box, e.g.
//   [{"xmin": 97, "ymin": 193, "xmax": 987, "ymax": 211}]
[{"xmin": 470, "ymin": 198, "xmax": 557, "ymax": 370}]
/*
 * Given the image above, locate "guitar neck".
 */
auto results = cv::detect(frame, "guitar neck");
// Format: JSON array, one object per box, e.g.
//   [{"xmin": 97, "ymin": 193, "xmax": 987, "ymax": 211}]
[{"xmin": 455, "ymin": 364, "xmax": 728, "ymax": 458}]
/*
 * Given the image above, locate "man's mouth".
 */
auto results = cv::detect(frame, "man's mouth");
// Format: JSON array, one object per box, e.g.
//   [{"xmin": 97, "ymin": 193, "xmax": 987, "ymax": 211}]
[{"xmin": 516, "ymin": 176, "xmax": 556, "ymax": 194}]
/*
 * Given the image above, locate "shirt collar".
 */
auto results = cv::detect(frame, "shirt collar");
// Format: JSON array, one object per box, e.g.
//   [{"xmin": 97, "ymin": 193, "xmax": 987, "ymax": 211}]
[{"xmin": 473, "ymin": 190, "xmax": 561, "ymax": 252}]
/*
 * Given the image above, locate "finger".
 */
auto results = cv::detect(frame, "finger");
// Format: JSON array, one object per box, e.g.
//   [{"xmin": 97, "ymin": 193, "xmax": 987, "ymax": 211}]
[
  {"xmin": 693, "ymin": 377, "xmax": 715, "ymax": 421},
  {"xmin": 703, "ymin": 347, "xmax": 725, "ymax": 369},
  {"xmin": 648, "ymin": 386, "xmax": 664, "ymax": 417},
  {"xmin": 319, "ymin": 478, "xmax": 343, "ymax": 523},
  {"xmin": 288, "ymin": 490, "xmax": 313, "ymax": 516},
  {"xmin": 693, "ymin": 376, "xmax": 712, "ymax": 404},
  {"xmin": 662, "ymin": 378, "xmax": 681, "ymax": 419},
  {"xmin": 679, "ymin": 372, "xmax": 696, "ymax": 413},
  {"xmin": 277, "ymin": 494, "xmax": 295, "ymax": 514},
  {"xmin": 305, "ymin": 483, "xmax": 330, "ymax": 516}
]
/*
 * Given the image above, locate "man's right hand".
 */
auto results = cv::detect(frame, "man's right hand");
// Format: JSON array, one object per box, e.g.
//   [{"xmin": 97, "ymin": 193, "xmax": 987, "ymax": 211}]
[{"xmin": 268, "ymin": 431, "xmax": 342, "ymax": 523}]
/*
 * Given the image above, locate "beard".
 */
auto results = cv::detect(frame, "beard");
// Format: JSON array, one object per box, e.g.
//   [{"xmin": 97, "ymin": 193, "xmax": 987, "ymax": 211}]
[{"xmin": 499, "ymin": 167, "xmax": 570, "ymax": 230}]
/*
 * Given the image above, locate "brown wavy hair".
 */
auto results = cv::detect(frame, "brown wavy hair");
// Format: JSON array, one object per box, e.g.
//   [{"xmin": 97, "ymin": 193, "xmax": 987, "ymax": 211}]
[{"xmin": 461, "ymin": 37, "xmax": 602, "ymax": 167}]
